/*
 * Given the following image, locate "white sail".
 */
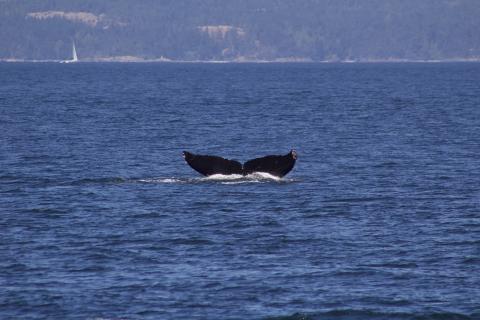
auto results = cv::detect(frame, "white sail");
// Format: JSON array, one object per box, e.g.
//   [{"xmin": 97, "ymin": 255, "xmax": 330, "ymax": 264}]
[
  {"xmin": 60, "ymin": 41, "xmax": 78, "ymax": 63},
  {"xmin": 72, "ymin": 42, "xmax": 78, "ymax": 62}
]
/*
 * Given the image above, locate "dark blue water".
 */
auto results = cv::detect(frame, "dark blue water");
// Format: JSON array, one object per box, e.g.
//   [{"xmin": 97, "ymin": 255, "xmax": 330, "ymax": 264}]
[{"xmin": 1, "ymin": 62, "xmax": 479, "ymax": 320}]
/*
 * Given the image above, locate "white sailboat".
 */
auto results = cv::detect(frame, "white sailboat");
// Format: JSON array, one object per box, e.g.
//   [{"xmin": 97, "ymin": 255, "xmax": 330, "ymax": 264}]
[
  {"xmin": 72, "ymin": 42, "xmax": 78, "ymax": 62},
  {"xmin": 61, "ymin": 42, "xmax": 78, "ymax": 63}
]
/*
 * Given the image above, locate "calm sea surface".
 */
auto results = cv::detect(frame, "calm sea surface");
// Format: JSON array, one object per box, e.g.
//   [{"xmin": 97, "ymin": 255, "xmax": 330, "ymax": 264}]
[{"xmin": 1, "ymin": 62, "xmax": 479, "ymax": 320}]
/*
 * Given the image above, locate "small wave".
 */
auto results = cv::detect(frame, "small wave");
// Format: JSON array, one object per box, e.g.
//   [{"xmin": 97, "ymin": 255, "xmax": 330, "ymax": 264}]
[
  {"xmin": 69, "ymin": 176, "xmax": 183, "ymax": 185},
  {"xmin": 66, "ymin": 172, "xmax": 292, "ymax": 186},
  {"xmin": 138, "ymin": 178, "xmax": 183, "ymax": 183},
  {"xmin": 265, "ymin": 310, "xmax": 476, "ymax": 320},
  {"xmin": 0, "ymin": 175, "xmax": 21, "ymax": 182},
  {"xmin": 69, "ymin": 177, "xmax": 128, "ymax": 186},
  {"xmin": 322, "ymin": 196, "xmax": 394, "ymax": 203}
]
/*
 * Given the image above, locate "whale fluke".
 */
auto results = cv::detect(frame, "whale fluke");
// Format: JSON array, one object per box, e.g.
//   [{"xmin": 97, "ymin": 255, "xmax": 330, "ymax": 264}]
[
  {"xmin": 243, "ymin": 150, "xmax": 297, "ymax": 177},
  {"xmin": 183, "ymin": 150, "xmax": 297, "ymax": 177},
  {"xmin": 182, "ymin": 151, "xmax": 243, "ymax": 176}
]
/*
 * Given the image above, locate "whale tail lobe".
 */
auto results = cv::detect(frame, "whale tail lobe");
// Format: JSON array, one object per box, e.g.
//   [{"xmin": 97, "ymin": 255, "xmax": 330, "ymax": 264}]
[
  {"xmin": 183, "ymin": 150, "xmax": 297, "ymax": 178},
  {"xmin": 182, "ymin": 151, "xmax": 243, "ymax": 176}
]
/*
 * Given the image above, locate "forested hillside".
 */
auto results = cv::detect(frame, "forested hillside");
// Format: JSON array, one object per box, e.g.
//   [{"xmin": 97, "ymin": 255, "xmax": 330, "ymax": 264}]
[{"xmin": 1, "ymin": 0, "xmax": 479, "ymax": 61}]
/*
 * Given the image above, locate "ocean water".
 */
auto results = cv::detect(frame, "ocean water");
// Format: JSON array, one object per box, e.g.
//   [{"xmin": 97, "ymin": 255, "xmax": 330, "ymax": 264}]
[{"xmin": 0, "ymin": 62, "xmax": 479, "ymax": 320}]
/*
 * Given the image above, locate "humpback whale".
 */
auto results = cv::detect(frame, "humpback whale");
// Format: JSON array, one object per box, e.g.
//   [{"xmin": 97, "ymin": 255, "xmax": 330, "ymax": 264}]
[{"xmin": 182, "ymin": 150, "xmax": 297, "ymax": 177}]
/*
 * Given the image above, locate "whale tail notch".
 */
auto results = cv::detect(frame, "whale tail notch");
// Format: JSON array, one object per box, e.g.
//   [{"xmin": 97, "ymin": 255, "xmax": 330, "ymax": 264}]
[{"xmin": 183, "ymin": 150, "xmax": 297, "ymax": 178}]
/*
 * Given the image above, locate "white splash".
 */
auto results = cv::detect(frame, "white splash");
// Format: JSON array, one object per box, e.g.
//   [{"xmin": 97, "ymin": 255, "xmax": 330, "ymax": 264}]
[
  {"xmin": 138, "ymin": 178, "xmax": 182, "ymax": 183},
  {"xmin": 202, "ymin": 174, "xmax": 244, "ymax": 181},
  {"xmin": 136, "ymin": 172, "xmax": 289, "ymax": 185},
  {"xmin": 246, "ymin": 172, "xmax": 282, "ymax": 181},
  {"xmin": 202, "ymin": 172, "xmax": 283, "ymax": 184}
]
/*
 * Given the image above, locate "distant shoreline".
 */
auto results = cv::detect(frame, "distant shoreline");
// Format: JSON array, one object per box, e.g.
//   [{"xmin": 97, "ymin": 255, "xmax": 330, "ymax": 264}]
[{"xmin": 1, "ymin": 58, "xmax": 480, "ymax": 63}]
